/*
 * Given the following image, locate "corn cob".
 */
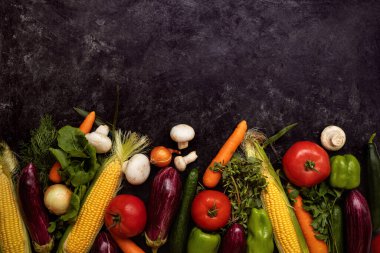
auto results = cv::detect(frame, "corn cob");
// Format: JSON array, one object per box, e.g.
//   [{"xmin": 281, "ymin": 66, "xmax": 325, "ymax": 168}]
[
  {"xmin": 63, "ymin": 160, "xmax": 121, "ymax": 253},
  {"xmin": 59, "ymin": 131, "xmax": 149, "ymax": 253},
  {"xmin": 243, "ymin": 130, "xmax": 309, "ymax": 253},
  {"xmin": 0, "ymin": 141, "xmax": 31, "ymax": 253}
]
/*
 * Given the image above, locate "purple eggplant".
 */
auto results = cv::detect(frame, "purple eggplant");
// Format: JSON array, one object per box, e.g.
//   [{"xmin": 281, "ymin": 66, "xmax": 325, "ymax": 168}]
[
  {"xmin": 219, "ymin": 223, "xmax": 246, "ymax": 253},
  {"xmin": 145, "ymin": 167, "xmax": 182, "ymax": 253},
  {"xmin": 18, "ymin": 163, "xmax": 53, "ymax": 253},
  {"xmin": 345, "ymin": 190, "xmax": 372, "ymax": 253},
  {"xmin": 91, "ymin": 231, "xmax": 120, "ymax": 253}
]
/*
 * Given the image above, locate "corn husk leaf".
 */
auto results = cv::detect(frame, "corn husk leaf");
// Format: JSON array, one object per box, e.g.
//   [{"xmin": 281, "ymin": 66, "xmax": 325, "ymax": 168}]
[{"xmin": 242, "ymin": 130, "xmax": 309, "ymax": 253}]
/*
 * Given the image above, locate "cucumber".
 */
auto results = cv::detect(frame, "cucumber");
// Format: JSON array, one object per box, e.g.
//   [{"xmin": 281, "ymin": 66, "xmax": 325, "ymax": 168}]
[
  {"xmin": 331, "ymin": 204, "xmax": 344, "ymax": 253},
  {"xmin": 169, "ymin": 167, "xmax": 199, "ymax": 253}
]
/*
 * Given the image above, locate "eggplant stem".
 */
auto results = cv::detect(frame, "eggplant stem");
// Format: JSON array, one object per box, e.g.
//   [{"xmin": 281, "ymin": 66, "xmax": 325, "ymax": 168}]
[{"xmin": 369, "ymin": 133, "xmax": 377, "ymax": 144}]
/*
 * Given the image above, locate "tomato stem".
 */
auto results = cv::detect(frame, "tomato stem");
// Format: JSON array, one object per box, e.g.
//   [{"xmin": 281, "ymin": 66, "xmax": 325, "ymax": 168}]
[
  {"xmin": 106, "ymin": 212, "xmax": 121, "ymax": 230},
  {"xmin": 112, "ymin": 213, "xmax": 121, "ymax": 224},
  {"xmin": 304, "ymin": 160, "xmax": 320, "ymax": 173},
  {"xmin": 207, "ymin": 202, "xmax": 219, "ymax": 218}
]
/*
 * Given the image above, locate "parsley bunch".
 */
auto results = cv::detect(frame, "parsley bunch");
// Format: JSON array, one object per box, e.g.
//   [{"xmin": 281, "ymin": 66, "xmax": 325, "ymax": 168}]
[
  {"xmin": 212, "ymin": 154, "xmax": 267, "ymax": 229},
  {"xmin": 298, "ymin": 182, "xmax": 342, "ymax": 252}
]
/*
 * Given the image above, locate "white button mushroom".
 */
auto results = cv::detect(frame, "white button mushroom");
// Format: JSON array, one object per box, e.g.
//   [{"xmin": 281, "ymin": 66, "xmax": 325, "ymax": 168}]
[
  {"xmin": 170, "ymin": 124, "xmax": 195, "ymax": 149},
  {"xmin": 174, "ymin": 151, "xmax": 198, "ymax": 171},
  {"xmin": 122, "ymin": 153, "xmax": 151, "ymax": 185},
  {"xmin": 85, "ymin": 125, "xmax": 112, "ymax": 153},
  {"xmin": 320, "ymin": 125, "xmax": 346, "ymax": 151},
  {"xmin": 94, "ymin": 125, "xmax": 109, "ymax": 136}
]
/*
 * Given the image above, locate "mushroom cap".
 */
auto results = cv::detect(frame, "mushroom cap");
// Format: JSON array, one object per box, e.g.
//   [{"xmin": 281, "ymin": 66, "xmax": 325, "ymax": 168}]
[
  {"xmin": 95, "ymin": 125, "xmax": 110, "ymax": 136},
  {"xmin": 170, "ymin": 124, "xmax": 195, "ymax": 142},
  {"xmin": 320, "ymin": 125, "xmax": 346, "ymax": 151}
]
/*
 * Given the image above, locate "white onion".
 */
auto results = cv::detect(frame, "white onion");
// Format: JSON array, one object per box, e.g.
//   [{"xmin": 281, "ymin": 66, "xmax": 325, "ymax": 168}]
[{"xmin": 44, "ymin": 184, "xmax": 72, "ymax": 215}]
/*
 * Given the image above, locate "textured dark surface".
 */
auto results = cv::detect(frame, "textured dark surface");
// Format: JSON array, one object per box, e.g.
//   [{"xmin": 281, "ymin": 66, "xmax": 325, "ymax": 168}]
[{"xmin": 1, "ymin": 0, "xmax": 380, "ymax": 251}]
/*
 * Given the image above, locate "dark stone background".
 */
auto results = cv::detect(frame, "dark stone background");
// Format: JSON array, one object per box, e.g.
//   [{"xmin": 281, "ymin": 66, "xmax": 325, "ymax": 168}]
[{"xmin": 1, "ymin": 0, "xmax": 380, "ymax": 251}]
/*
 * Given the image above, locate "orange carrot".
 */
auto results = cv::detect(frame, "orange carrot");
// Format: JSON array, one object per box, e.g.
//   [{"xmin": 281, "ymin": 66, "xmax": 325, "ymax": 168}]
[
  {"xmin": 48, "ymin": 161, "xmax": 62, "ymax": 183},
  {"xmin": 79, "ymin": 111, "xmax": 96, "ymax": 134},
  {"xmin": 111, "ymin": 234, "xmax": 145, "ymax": 253},
  {"xmin": 293, "ymin": 194, "xmax": 328, "ymax": 253},
  {"xmin": 48, "ymin": 111, "xmax": 96, "ymax": 183},
  {"xmin": 202, "ymin": 120, "xmax": 248, "ymax": 188}
]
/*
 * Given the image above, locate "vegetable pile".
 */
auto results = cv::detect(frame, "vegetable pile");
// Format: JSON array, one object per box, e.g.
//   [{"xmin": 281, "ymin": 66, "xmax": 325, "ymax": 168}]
[{"xmin": 2, "ymin": 109, "xmax": 380, "ymax": 253}]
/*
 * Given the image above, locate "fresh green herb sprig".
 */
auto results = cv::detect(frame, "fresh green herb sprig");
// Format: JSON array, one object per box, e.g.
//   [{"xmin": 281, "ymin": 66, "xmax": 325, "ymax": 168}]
[
  {"xmin": 298, "ymin": 182, "xmax": 343, "ymax": 252},
  {"xmin": 48, "ymin": 126, "xmax": 101, "ymax": 237},
  {"xmin": 19, "ymin": 115, "xmax": 58, "ymax": 189},
  {"xmin": 211, "ymin": 154, "xmax": 267, "ymax": 229}
]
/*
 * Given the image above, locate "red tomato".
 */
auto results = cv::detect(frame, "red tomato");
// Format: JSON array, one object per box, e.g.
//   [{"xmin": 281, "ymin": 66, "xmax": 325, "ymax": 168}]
[
  {"xmin": 104, "ymin": 194, "xmax": 147, "ymax": 238},
  {"xmin": 191, "ymin": 190, "xmax": 231, "ymax": 231},
  {"xmin": 372, "ymin": 234, "xmax": 380, "ymax": 253},
  {"xmin": 282, "ymin": 141, "xmax": 330, "ymax": 187}
]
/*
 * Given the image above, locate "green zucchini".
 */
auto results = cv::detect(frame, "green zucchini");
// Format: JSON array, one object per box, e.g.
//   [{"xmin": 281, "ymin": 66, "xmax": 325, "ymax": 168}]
[
  {"xmin": 331, "ymin": 204, "xmax": 344, "ymax": 253},
  {"xmin": 368, "ymin": 133, "xmax": 380, "ymax": 233},
  {"xmin": 169, "ymin": 168, "xmax": 199, "ymax": 253}
]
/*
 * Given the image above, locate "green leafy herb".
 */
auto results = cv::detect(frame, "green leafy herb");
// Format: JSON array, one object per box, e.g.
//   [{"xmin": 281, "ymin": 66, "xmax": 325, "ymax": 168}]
[
  {"xmin": 48, "ymin": 126, "xmax": 101, "ymax": 234},
  {"xmin": 19, "ymin": 115, "xmax": 58, "ymax": 189},
  {"xmin": 211, "ymin": 154, "xmax": 267, "ymax": 229},
  {"xmin": 56, "ymin": 126, "xmax": 89, "ymax": 158},
  {"xmin": 50, "ymin": 126, "xmax": 100, "ymax": 188},
  {"xmin": 300, "ymin": 182, "xmax": 343, "ymax": 252}
]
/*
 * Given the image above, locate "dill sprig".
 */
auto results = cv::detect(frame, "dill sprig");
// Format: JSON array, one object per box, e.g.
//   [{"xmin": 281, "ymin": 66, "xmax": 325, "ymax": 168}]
[
  {"xmin": 19, "ymin": 115, "xmax": 58, "ymax": 189},
  {"xmin": 211, "ymin": 153, "xmax": 267, "ymax": 229}
]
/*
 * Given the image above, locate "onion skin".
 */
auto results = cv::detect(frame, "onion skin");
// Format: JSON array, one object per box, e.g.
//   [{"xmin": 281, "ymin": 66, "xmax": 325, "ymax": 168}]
[
  {"xmin": 150, "ymin": 146, "xmax": 180, "ymax": 167},
  {"xmin": 219, "ymin": 223, "xmax": 246, "ymax": 253},
  {"xmin": 345, "ymin": 190, "xmax": 372, "ymax": 253},
  {"xmin": 18, "ymin": 163, "xmax": 53, "ymax": 253},
  {"xmin": 145, "ymin": 167, "xmax": 182, "ymax": 251},
  {"xmin": 91, "ymin": 231, "xmax": 120, "ymax": 253}
]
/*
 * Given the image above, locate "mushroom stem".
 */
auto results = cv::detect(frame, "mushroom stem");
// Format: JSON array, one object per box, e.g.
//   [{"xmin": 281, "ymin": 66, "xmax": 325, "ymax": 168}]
[
  {"xmin": 177, "ymin": 142, "xmax": 189, "ymax": 150},
  {"xmin": 331, "ymin": 134, "xmax": 344, "ymax": 147},
  {"xmin": 174, "ymin": 151, "xmax": 198, "ymax": 171}
]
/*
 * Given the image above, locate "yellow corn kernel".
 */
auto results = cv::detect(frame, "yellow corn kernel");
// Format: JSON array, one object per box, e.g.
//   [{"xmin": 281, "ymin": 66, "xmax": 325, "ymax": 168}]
[
  {"xmin": 243, "ymin": 130, "xmax": 309, "ymax": 253},
  {"xmin": 0, "ymin": 165, "xmax": 30, "ymax": 253},
  {"xmin": 262, "ymin": 173, "xmax": 302, "ymax": 253},
  {"xmin": 64, "ymin": 160, "xmax": 122, "ymax": 253}
]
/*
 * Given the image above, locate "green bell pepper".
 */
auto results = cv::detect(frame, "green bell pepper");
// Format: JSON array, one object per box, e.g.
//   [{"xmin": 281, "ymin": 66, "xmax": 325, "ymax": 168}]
[
  {"xmin": 329, "ymin": 154, "xmax": 360, "ymax": 189},
  {"xmin": 187, "ymin": 227, "xmax": 221, "ymax": 253},
  {"xmin": 247, "ymin": 208, "xmax": 274, "ymax": 253}
]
